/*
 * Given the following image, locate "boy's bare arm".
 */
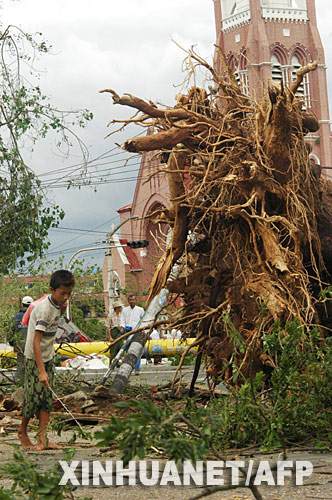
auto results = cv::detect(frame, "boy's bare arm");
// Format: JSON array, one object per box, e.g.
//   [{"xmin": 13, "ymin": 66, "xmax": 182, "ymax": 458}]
[{"xmin": 33, "ymin": 330, "xmax": 49, "ymax": 387}]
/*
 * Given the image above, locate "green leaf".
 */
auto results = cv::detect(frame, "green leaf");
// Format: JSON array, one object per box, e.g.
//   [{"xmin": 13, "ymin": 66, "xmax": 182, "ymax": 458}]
[{"xmin": 114, "ymin": 401, "xmax": 131, "ymax": 409}]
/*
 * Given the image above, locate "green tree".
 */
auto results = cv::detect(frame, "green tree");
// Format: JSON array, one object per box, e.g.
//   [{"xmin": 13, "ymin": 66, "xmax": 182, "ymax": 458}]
[
  {"xmin": 69, "ymin": 262, "xmax": 107, "ymax": 341},
  {"xmin": 0, "ymin": 24, "xmax": 93, "ymax": 273},
  {"xmin": 0, "ymin": 259, "xmax": 106, "ymax": 344}
]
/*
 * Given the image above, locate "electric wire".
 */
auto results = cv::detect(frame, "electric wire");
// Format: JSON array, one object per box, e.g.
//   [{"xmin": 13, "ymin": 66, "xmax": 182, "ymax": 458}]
[
  {"xmin": 49, "ymin": 227, "xmax": 109, "ymax": 235},
  {"xmin": 46, "ymin": 214, "xmax": 121, "ymax": 253}
]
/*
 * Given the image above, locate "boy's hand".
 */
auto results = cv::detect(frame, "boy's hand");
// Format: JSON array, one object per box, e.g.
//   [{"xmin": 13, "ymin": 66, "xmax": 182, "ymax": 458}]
[{"xmin": 39, "ymin": 371, "xmax": 49, "ymax": 387}]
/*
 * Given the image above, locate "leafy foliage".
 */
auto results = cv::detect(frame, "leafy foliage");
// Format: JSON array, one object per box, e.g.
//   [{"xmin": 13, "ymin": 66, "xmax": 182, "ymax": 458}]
[
  {"xmin": 95, "ymin": 319, "xmax": 332, "ymax": 462},
  {"xmin": 0, "ymin": 25, "xmax": 93, "ymax": 272},
  {"xmin": 69, "ymin": 261, "xmax": 106, "ymax": 340},
  {"xmin": 169, "ymin": 353, "xmax": 196, "ymax": 366},
  {"xmin": 0, "ymin": 260, "xmax": 105, "ymax": 344},
  {"xmin": 0, "ymin": 446, "xmax": 92, "ymax": 500},
  {"xmin": 95, "ymin": 399, "xmax": 209, "ymax": 466}
]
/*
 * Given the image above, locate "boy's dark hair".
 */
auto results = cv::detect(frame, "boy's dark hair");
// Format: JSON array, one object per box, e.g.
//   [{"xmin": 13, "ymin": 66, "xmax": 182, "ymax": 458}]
[{"xmin": 50, "ymin": 270, "xmax": 75, "ymax": 290}]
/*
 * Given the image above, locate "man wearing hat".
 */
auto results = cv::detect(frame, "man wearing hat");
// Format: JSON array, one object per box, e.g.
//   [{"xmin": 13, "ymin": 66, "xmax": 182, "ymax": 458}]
[{"xmin": 105, "ymin": 300, "xmax": 123, "ymax": 358}]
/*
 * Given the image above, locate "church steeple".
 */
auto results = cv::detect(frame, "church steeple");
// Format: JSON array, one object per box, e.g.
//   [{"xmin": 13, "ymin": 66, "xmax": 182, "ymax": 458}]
[{"xmin": 214, "ymin": 0, "xmax": 332, "ymax": 170}]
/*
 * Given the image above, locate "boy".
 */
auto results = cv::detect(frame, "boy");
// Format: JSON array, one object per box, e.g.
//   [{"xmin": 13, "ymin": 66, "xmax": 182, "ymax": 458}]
[{"xmin": 18, "ymin": 270, "xmax": 75, "ymax": 451}]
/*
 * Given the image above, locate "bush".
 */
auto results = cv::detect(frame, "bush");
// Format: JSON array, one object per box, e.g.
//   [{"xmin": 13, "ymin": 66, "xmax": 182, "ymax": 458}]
[{"xmin": 95, "ymin": 319, "xmax": 332, "ymax": 462}]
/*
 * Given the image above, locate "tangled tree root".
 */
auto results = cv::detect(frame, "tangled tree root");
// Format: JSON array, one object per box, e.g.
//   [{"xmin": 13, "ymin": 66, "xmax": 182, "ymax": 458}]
[{"xmin": 101, "ymin": 47, "xmax": 332, "ymax": 385}]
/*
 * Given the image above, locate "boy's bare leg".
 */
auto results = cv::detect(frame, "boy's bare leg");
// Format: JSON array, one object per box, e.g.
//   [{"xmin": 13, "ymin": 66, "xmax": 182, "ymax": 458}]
[
  {"xmin": 35, "ymin": 410, "xmax": 61, "ymax": 451},
  {"xmin": 18, "ymin": 416, "xmax": 34, "ymax": 450}
]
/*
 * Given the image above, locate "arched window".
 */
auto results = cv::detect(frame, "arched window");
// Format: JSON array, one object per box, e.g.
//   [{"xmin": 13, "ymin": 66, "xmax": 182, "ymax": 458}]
[
  {"xmin": 238, "ymin": 50, "xmax": 249, "ymax": 95},
  {"xmin": 227, "ymin": 54, "xmax": 237, "ymax": 72},
  {"xmin": 271, "ymin": 54, "xmax": 283, "ymax": 85},
  {"xmin": 270, "ymin": 45, "xmax": 288, "ymax": 87},
  {"xmin": 291, "ymin": 54, "xmax": 311, "ymax": 108},
  {"xmin": 227, "ymin": 53, "xmax": 249, "ymax": 95}
]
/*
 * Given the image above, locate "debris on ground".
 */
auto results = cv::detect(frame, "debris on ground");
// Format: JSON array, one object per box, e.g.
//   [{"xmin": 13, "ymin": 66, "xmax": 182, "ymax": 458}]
[
  {"xmin": 0, "ymin": 395, "xmax": 21, "ymax": 412},
  {"xmin": 60, "ymin": 353, "xmax": 109, "ymax": 370}
]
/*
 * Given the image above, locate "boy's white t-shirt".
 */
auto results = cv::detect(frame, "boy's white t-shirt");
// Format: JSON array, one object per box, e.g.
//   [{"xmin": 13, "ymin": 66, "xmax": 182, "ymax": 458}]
[{"xmin": 24, "ymin": 295, "xmax": 61, "ymax": 363}]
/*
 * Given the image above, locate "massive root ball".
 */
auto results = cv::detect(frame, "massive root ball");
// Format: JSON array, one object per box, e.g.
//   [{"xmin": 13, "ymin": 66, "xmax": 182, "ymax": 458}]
[{"xmin": 101, "ymin": 48, "xmax": 332, "ymax": 385}]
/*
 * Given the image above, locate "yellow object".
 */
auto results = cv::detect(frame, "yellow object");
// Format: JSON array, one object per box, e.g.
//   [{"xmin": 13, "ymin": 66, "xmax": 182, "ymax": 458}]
[
  {"xmin": 54, "ymin": 341, "xmax": 110, "ymax": 358},
  {"xmin": 0, "ymin": 350, "xmax": 16, "ymax": 357},
  {"xmin": 55, "ymin": 338, "xmax": 197, "ymax": 358},
  {"xmin": 0, "ymin": 349, "xmax": 16, "ymax": 367},
  {"xmin": 0, "ymin": 338, "xmax": 197, "ymax": 362},
  {"xmin": 147, "ymin": 338, "xmax": 197, "ymax": 356}
]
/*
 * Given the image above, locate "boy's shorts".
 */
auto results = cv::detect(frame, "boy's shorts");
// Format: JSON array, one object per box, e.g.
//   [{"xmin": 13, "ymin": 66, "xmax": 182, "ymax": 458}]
[{"xmin": 22, "ymin": 357, "xmax": 55, "ymax": 418}]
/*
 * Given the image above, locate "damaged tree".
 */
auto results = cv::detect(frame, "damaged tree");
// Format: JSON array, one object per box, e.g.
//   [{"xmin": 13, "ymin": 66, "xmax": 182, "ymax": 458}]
[{"xmin": 100, "ymin": 47, "xmax": 332, "ymax": 386}]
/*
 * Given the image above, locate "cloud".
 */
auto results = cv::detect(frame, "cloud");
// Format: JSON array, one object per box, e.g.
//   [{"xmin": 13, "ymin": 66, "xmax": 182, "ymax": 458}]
[{"xmin": 1, "ymin": 0, "xmax": 332, "ymax": 269}]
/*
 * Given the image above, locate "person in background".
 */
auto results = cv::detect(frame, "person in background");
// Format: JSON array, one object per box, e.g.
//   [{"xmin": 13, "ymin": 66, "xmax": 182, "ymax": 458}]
[
  {"xmin": 150, "ymin": 328, "xmax": 163, "ymax": 364},
  {"xmin": 105, "ymin": 300, "xmax": 123, "ymax": 359},
  {"xmin": 150, "ymin": 328, "xmax": 160, "ymax": 340},
  {"xmin": 10, "ymin": 296, "xmax": 33, "ymax": 381},
  {"xmin": 165, "ymin": 328, "xmax": 182, "ymax": 340},
  {"xmin": 120, "ymin": 293, "xmax": 144, "ymax": 375}
]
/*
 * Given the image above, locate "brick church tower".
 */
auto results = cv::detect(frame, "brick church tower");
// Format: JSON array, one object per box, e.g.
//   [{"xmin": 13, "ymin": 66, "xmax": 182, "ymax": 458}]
[
  {"xmin": 213, "ymin": 0, "xmax": 332, "ymax": 170},
  {"xmin": 103, "ymin": 1, "xmax": 332, "ymax": 305}
]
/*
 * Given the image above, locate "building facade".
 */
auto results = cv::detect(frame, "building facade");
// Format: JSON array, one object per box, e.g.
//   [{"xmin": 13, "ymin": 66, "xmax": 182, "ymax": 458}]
[
  {"xmin": 103, "ymin": 0, "xmax": 332, "ymax": 306},
  {"xmin": 102, "ymin": 141, "xmax": 170, "ymax": 306},
  {"xmin": 213, "ymin": 0, "xmax": 332, "ymax": 168}
]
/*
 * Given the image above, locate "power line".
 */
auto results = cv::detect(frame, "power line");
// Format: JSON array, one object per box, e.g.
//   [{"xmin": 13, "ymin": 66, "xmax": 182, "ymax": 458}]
[
  {"xmin": 40, "ymin": 166, "xmax": 141, "ymax": 188},
  {"xmin": 44, "ymin": 173, "xmax": 143, "ymax": 189},
  {"xmin": 46, "ymin": 244, "xmax": 108, "ymax": 257},
  {"xmin": 46, "ymin": 191, "xmax": 155, "ymax": 254},
  {"xmin": 37, "ymin": 148, "xmax": 130, "ymax": 177},
  {"xmin": 42, "ymin": 170, "xmax": 164, "ymax": 189},
  {"xmin": 38, "ymin": 157, "xmax": 140, "ymax": 183},
  {"xmin": 39, "ymin": 155, "xmax": 163, "ymax": 188},
  {"xmin": 39, "ymin": 152, "xmax": 140, "ymax": 187},
  {"xmin": 49, "ymin": 226, "xmax": 109, "ymax": 235},
  {"xmin": 47, "ymin": 214, "xmax": 121, "ymax": 253},
  {"xmin": 42, "ymin": 175, "xmax": 165, "ymax": 259},
  {"xmin": 36, "ymin": 128, "xmax": 147, "ymax": 181}
]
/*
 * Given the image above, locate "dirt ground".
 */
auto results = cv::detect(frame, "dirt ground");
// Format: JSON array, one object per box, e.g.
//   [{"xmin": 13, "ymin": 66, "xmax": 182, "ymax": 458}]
[
  {"xmin": 0, "ymin": 364, "xmax": 332, "ymax": 499},
  {"xmin": 1, "ymin": 426, "xmax": 332, "ymax": 500}
]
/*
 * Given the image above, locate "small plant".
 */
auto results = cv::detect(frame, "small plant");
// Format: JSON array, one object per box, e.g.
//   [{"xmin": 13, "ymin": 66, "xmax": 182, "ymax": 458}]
[
  {"xmin": 52, "ymin": 369, "xmax": 91, "ymax": 395},
  {"xmin": 95, "ymin": 398, "xmax": 209, "ymax": 465},
  {"xmin": 0, "ymin": 356, "xmax": 17, "ymax": 369},
  {"xmin": 0, "ymin": 446, "xmax": 92, "ymax": 500},
  {"xmin": 169, "ymin": 353, "xmax": 196, "ymax": 366}
]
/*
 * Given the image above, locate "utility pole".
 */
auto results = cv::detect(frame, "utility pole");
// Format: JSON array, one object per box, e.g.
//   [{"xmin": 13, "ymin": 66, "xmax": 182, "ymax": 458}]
[
  {"xmin": 106, "ymin": 226, "xmax": 115, "ymax": 315},
  {"xmin": 105, "ymin": 216, "xmax": 139, "ymax": 314},
  {"xmin": 66, "ymin": 215, "xmax": 139, "ymax": 320}
]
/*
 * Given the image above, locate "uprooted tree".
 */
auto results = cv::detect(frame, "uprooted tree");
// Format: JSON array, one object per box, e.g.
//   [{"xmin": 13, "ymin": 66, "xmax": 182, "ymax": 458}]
[{"xmin": 100, "ymin": 46, "xmax": 332, "ymax": 386}]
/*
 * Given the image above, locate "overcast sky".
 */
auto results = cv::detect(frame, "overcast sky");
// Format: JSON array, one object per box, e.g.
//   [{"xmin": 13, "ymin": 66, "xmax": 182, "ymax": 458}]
[{"xmin": 2, "ymin": 0, "xmax": 332, "ymax": 270}]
